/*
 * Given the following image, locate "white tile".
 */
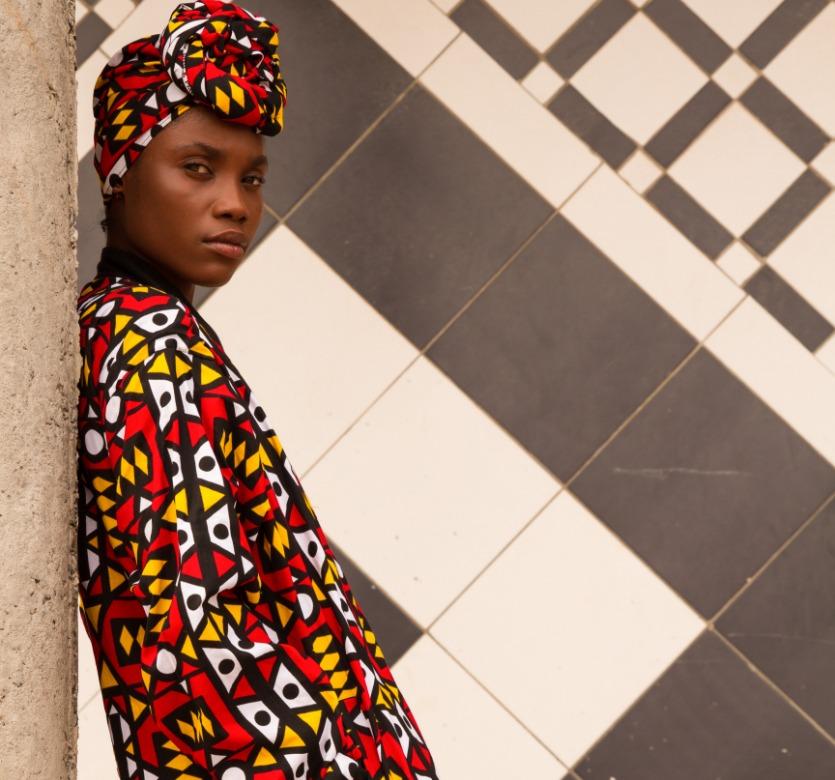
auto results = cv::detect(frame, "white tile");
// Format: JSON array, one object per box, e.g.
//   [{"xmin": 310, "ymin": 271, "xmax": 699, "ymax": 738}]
[
  {"xmin": 681, "ymin": 0, "xmax": 782, "ymax": 47},
  {"xmin": 431, "ymin": 0, "xmax": 460, "ymax": 12},
  {"xmin": 814, "ymin": 330, "xmax": 835, "ymax": 375},
  {"xmin": 302, "ymin": 355, "xmax": 560, "ymax": 627},
  {"xmin": 197, "ymin": 225, "xmax": 418, "ymax": 476},
  {"xmin": 99, "ymin": 0, "xmax": 176, "ymax": 58},
  {"xmin": 431, "ymin": 489, "xmax": 704, "ymax": 766},
  {"xmin": 483, "ymin": 0, "xmax": 597, "ymax": 53},
  {"xmin": 562, "ymin": 166, "xmax": 744, "ymax": 341},
  {"xmin": 768, "ymin": 192, "xmax": 835, "ymax": 324},
  {"xmin": 618, "ymin": 148, "xmax": 662, "ymax": 193},
  {"xmin": 521, "ymin": 60, "xmax": 564, "ymax": 104},
  {"xmin": 668, "ymin": 102, "xmax": 805, "ymax": 236},
  {"xmin": 811, "ymin": 141, "xmax": 835, "ymax": 186},
  {"xmin": 391, "ymin": 634, "xmax": 566, "ymax": 778},
  {"xmin": 76, "ymin": 49, "xmax": 109, "ymax": 164},
  {"xmin": 705, "ymin": 295, "xmax": 835, "ymax": 467},
  {"xmin": 77, "ymin": 691, "xmax": 119, "ymax": 778},
  {"xmin": 77, "ymin": 609, "xmax": 100, "ymax": 711},
  {"xmin": 93, "ymin": 0, "xmax": 134, "ymax": 29},
  {"xmin": 711, "ymin": 52, "xmax": 758, "ymax": 98},
  {"xmin": 571, "ymin": 13, "xmax": 707, "ymax": 145},
  {"xmin": 421, "ymin": 34, "xmax": 599, "ymax": 208},
  {"xmin": 716, "ymin": 241, "xmax": 762, "ymax": 285},
  {"xmin": 765, "ymin": 4, "xmax": 835, "ymax": 136},
  {"xmin": 75, "ymin": 0, "xmax": 88, "ymax": 25},
  {"xmin": 329, "ymin": 0, "xmax": 459, "ymax": 78}
]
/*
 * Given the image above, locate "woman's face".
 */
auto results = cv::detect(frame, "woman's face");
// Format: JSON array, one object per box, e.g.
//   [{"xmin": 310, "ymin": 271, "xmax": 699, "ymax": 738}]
[{"xmin": 107, "ymin": 104, "xmax": 268, "ymax": 301}]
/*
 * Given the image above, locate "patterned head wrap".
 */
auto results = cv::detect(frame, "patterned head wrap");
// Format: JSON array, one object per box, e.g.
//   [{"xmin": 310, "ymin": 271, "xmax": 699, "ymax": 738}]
[{"xmin": 92, "ymin": 0, "xmax": 287, "ymax": 203}]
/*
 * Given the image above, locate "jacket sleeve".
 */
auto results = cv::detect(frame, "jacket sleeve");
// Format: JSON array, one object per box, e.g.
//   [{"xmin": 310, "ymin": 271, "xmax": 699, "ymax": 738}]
[{"xmin": 103, "ymin": 340, "xmax": 361, "ymax": 776}]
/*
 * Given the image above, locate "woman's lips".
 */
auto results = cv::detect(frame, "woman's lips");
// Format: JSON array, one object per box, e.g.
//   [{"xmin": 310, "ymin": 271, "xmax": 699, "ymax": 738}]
[{"xmin": 203, "ymin": 240, "xmax": 245, "ymax": 260}]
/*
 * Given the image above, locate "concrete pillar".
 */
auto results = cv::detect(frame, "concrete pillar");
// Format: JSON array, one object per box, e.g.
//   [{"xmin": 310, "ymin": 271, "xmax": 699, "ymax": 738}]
[{"xmin": 0, "ymin": 0, "xmax": 79, "ymax": 777}]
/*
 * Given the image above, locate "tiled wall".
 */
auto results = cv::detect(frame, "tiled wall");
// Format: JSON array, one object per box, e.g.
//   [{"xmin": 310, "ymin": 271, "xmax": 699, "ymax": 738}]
[{"xmin": 75, "ymin": 0, "xmax": 835, "ymax": 777}]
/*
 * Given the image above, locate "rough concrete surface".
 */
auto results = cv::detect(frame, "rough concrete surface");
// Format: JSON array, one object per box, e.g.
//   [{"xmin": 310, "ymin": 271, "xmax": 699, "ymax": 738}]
[{"xmin": 0, "ymin": 0, "xmax": 80, "ymax": 777}]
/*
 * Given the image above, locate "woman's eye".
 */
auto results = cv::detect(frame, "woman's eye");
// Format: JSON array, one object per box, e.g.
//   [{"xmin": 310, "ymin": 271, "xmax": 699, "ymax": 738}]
[
  {"xmin": 184, "ymin": 161, "xmax": 210, "ymax": 174},
  {"xmin": 245, "ymin": 175, "xmax": 266, "ymax": 186}
]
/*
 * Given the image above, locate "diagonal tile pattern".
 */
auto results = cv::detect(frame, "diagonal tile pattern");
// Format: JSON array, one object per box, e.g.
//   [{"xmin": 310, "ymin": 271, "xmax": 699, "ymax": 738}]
[{"xmin": 75, "ymin": 0, "xmax": 835, "ymax": 775}]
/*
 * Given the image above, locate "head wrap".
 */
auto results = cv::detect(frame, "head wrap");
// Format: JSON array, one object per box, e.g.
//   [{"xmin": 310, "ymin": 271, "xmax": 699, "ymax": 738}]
[{"xmin": 92, "ymin": 0, "xmax": 287, "ymax": 203}]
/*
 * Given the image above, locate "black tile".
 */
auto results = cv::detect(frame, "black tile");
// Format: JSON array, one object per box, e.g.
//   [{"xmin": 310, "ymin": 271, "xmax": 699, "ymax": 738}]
[
  {"xmin": 740, "ymin": 0, "xmax": 828, "ymax": 69},
  {"xmin": 241, "ymin": 0, "xmax": 413, "ymax": 216},
  {"xmin": 287, "ymin": 84, "xmax": 553, "ymax": 348},
  {"xmin": 647, "ymin": 174, "xmax": 734, "ymax": 259},
  {"xmin": 77, "ymin": 148, "xmax": 108, "ymax": 295},
  {"xmin": 547, "ymin": 84, "xmax": 636, "ymax": 169},
  {"xmin": 427, "ymin": 213, "xmax": 696, "ymax": 482},
  {"xmin": 573, "ymin": 630, "xmax": 835, "ymax": 779},
  {"xmin": 715, "ymin": 496, "xmax": 835, "ymax": 739},
  {"xmin": 645, "ymin": 81, "xmax": 731, "ymax": 167},
  {"xmin": 743, "ymin": 264, "xmax": 834, "ymax": 352},
  {"xmin": 740, "ymin": 77, "xmax": 829, "ymax": 163},
  {"xmin": 76, "ymin": 11, "xmax": 111, "ymax": 68},
  {"xmin": 644, "ymin": 0, "xmax": 732, "ymax": 73},
  {"xmin": 329, "ymin": 539, "xmax": 423, "ymax": 666},
  {"xmin": 570, "ymin": 347, "xmax": 835, "ymax": 617},
  {"xmin": 451, "ymin": 0, "xmax": 539, "ymax": 80},
  {"xmin": 742, "ymin": 168, "xmax": 830, "ymax": 257},
  {"xmin": 544, "ymin": 0, "xmax": 636, "ymax": 79}
]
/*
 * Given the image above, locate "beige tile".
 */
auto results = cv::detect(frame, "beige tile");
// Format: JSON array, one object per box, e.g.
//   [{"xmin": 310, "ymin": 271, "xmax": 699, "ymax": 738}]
[
  {"xmin": 705, "ymin": 295, "xmax": 835, "ymax": 467},
  {"xmin": 716, "ymin": 241, "xmax": 762, "ymax": 285},
  {"xmin": 431, "ymin": 489, "xmax": 704, "ymax": 766},
  {"xmin": 681, "ymin": 0, "xmax": 783, "ymax": 47},
  {"xmin": 431, "ymin": 0, "xmax": 460, "ymax": 12},
  {"xmin": 77, "ymin": 609, "xmax": 100, "ymax": 711},
  {"xmin": 814, "ymin": 330, "xmax": 835, "ymax": 375},
  {"xmin": 329, "ymin": 0, "xmax": 459, "ymax": 78},
  {"xmin": 75, "ymin": 0, "xmax": 88, "ymax": 25},
  {"xmin": 521, "ymin": 60, "xmax": 564, "ymax": 104},
  {"xmin": 618, "ymin": 148, "xmax": 663, "ymax": 193},
  {"xmin": 765, "ymin": 4, "xmax": 835, "ymax": 136},
  {"xmin": 571, "ymin": 13, "xmax": 707, "ymax": 145},
  {"xmin": 483, "ymin": 0, "xmax": 597, "ymax": 52},
  {"xmin": 712, "ymin": 52, "xmax": 758, "ymax": 98},
  {"xmin": 76, "ymin": 49, "xmax": 109, "ymax": 163},
  {"xmin": 562, "ymin": 166, "xmax": 744, "ymax": 341},
  {"xmin": 93, "ymin": 0, "xmax": 134, "ymax": 29},
  {"xmin": 77, "ymin": 691, "xmax": 119, "ymax": 778},
  {"xmin": 767, "ymin": 192, "xmax": 835, "ymax": 324},
  {"xmin": 811, "ymin": 141, "xmax": 835, "ymax": 186},
  {"xmin": 197, "ymin": 225, "xmax": 419, "ymax": 476},
  {"xmin": 668, "ymin": 102, "xmax": 805, "ymax": 236},
  {"xmin": 391, "ymin": 634, "xmax": 567, "ymax": 777},
  {"xmin": 421, "ymin": 34, "xmax": 599, "ymax": 207},
  {"xmin": 99, "ymin": 0, "xmax": 175, "ymax": 57},
  {"xmin": 302, "ymin": 355, "xmax": 560, "ymax": 627}
]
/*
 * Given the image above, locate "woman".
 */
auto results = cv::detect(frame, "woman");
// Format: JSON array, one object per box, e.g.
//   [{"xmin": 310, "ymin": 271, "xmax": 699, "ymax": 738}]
[{"xmin": 76, "ymin": 2, "xmax": 440, "ymax": 778}]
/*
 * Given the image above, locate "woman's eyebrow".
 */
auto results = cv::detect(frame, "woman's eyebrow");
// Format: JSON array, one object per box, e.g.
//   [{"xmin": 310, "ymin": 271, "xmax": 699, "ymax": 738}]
[{"xmin": 173, "ymin": 141, "xmax": 268, "ymax": 167}]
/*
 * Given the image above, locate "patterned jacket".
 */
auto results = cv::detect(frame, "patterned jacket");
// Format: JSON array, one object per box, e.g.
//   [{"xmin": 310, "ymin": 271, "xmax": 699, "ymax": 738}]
[{"xmin": 76, "ymin": 245, "xmax": 439, "ymax": 779}]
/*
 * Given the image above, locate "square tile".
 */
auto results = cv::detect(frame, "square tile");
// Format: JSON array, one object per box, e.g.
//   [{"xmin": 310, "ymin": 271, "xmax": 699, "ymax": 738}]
[
  {"xmin": 483, "ymin": 0, "xmax": 598, "ymax": 53},
  {"xmin": 451, "ymin": 0, "xmax": 539, "ymax": 80},
  {"xmin": 427, "ymin": 213, "xmax": 697, "ymax": 482},
  {"xmin": 521, "ymin": 60, "xmax": 564, "ymax": 103},
  {"xmin": 421, "ymin": 33, "xmax": 599, "ymax": 208},
  {"xmin": 815, "ymin": 330, "xmax": 835, "ymax": 374},
  {"xmin": 681, "ymin": 0, "xmax": 783, "ymax": 47},
  {"xmin": 668, "ymin": 102, "xmax": 805, "ymax": 236},
  {"xmin": 619, "ymin": 148, "xmax": 663, "ymax": 193},
  {"xmin": 571, "ymin": 347, "xmax": 835, "ymax": 617},
  {"xmin": 302, "ymin": 355, "xmax": 560, "ymax": 627},
  {"xmin": 75, "ymin": 8, "xmax": 111, "ymax": 67},
  {"xmin": 330, "ymin": 0, "xmax": 458, "ymax": 77},
  {"xmin": 93, "ymin": 0, "xmax": 133, "ymax": 29},
  {"xmin": 570, "ymin": 13, "xmax": 707, "ymax": 145},
  {"xmin": 716, "ymin": 498, "xmax": 835, "ymax": 739},
  {"xmin": 431, "ymin": 489, "xmax": 704, "ymax": 766},
  {"xmin": 287, "ymin": 83, "xmax": 553, "ymax": 348},
  {"xmin": 716, "ymin": 240, "xmax": 761, "ymax": 285},
  {"xmin": 811, "ymin": 140, "xmax": 835, "ymax": 186},
  {"xmin": 765, "ymin": 3, "xmax": 835, "ymax": 136},
  {"xmin": 76, "ymin": 52, "xmax": 109, "ymax": 180},
  {"xmin": 705, "ymin": 296, "xmax": 835, "ymax": 467},
  {"xmin": 198, "ymin": 225, "xmax": 419, "ymax": 476},
  {"xmin": 573, "ymin": 630, "xmax": 835, "ymax": 778},
  {"xmin": 391, "ymin": 635, "xmax": 568, "ymax": 777},
  {"xmin": 768, "ymin": 191, "xmax": 835, "ymax": 326},
  {"xmin": 75, "ymin": 0, "xmax": 88, "ymax": 25},
  {"xmin": 712, "ymin": 51, "xmax": 759, "ymax": 97},
  {"xmin": 77, "ymin": 692, "xmax": 119, "ymax": 778},
  {"xmin": 562, "ymin": 167, "xmax": 744, "ymax": 341}
]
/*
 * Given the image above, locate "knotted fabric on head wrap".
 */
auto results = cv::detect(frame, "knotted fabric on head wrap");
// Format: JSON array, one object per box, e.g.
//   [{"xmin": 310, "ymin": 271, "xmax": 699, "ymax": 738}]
[{"xmin": 92, "ymin": 0, "xmax": 287, "ymax": 203}]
